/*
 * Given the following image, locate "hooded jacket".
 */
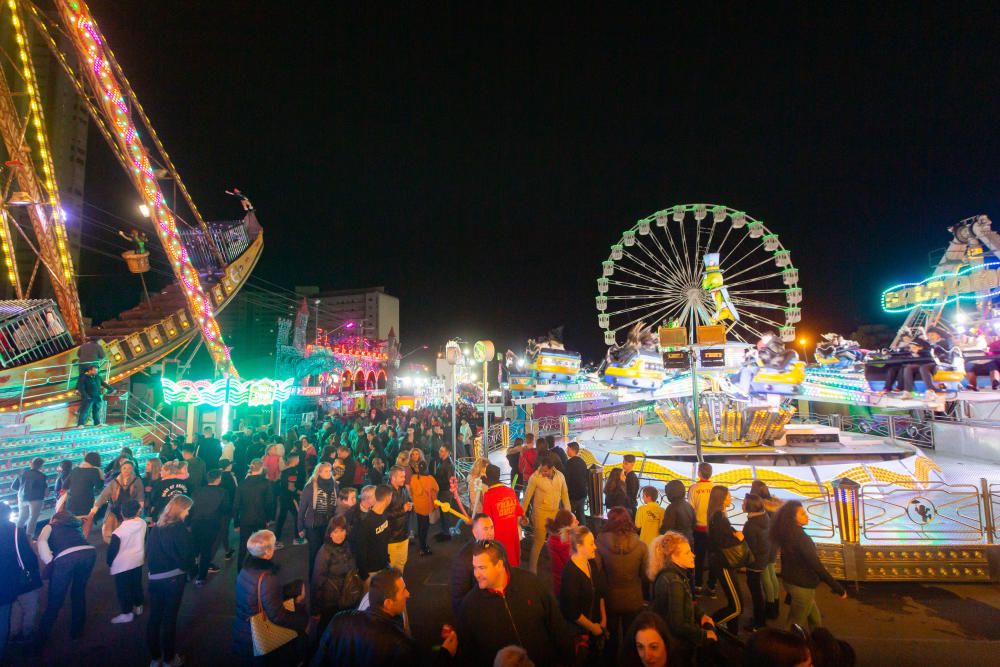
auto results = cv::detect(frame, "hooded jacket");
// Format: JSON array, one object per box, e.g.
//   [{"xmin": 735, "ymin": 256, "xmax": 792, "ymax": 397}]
[
  {"xmin": 596, "ymin": 530, "xmax": 648, "ymax": 614},
  {"xmin": 660, "ymin": 480, "xmax": 696, "ymax": 543},
  {"xmin": 743, "ymin": 512, "xmax": 772, "ymax": 568}
]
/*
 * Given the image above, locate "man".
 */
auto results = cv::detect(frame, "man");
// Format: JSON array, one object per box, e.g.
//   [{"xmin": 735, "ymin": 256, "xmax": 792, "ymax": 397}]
[
  {"xmin": 189, "ymin": 469, "xmax": 229, "ymax": 584},
  {"xmin": 336, "ymin": 446, "xmax": 357, "ymax": 489},
  {"xmin": 480, "ymin": 464, "xmax": 524, "ymax": 568},
  {"xmin": 564, "ymin": 442, "xmax": 589, "ymax": 521},
  {"xmin": 275, "ymin": 452, "xmax": 304, "ymax": 545},
  {"xmin": 456, "ymin": 541, "xmax": 576, "ymax": 666},
  {"xmin": 622, "ymin": 454, "xmax": 640, "ymax": 515},
  {"xmin": 355, "ymin": 485, "xmax": 393, "ymax": 580},
  {"xmin": 77, "ymin": 335, "xmax": 106, "ymax": 370},
  {"xmin": 384, "ymin": 466, "xmax": 413, "ymax": 572},
  {"xmin": 196, "ymin": 426, "xmax": 222, "ymax": 472},
  {"xmin": 346, "ymin": 485, "xmax": 376, "ymax": 560},
  {"xmin": 217, "ymin": 458, "xmax": 238, "ymax": 560},
  {"xmin": 12, "ymin": 457, "xmax": 47, "ymax": 539},
  {"xmin": 449, "ymin": 514, "xmax": 495, "ymax": 615},
  {"xmin": 521, "ymin": 454, "xmax": 571, "ymax": 573},
  {"xmin": 312, "ymin": 567, "xmax": 456, "ymax": 666},
  {"xmin": 689, "ymin": 461, "xmax": 716, "ymax": 595},
  {"xmin": 150, "ymin": 461, "xmax": 189, "ymax": 522},
  {"xmin": 180, "ymin": 443, "xmax": 206, "ymax": 489},
  {"xmin": 1, "ymin": 501, "xmax": 41, "ymax": 658},
  {"xmin": 220, "ymin": 433, "xmax": 235, "ymax": 464},
  {"xmin": 335, "ymin": 488, "xmax": 357, "ymax": 518},
  {"xmin": 75, "ymin": 365, "xmax": 112, "ymax": 426},
  {"xmin": 517, "ymin": 434, "xmax": 539, "ymax": 489},
  {"xmin": 431, "ymin": 446, "xmax": 455, "ymax": 541},
  {"xmin": 233, "ymin": 459, "xmax": 274, "ymax": 569},
  {"xmin": 505, "ymin": 437, "xmax": 523, "ymax": 494}
]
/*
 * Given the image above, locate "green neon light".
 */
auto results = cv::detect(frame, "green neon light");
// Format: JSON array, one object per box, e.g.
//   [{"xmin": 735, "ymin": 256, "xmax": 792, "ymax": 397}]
[{"xmin": 881, "ymin": 262, "xmax": 999, "ymax": 313}]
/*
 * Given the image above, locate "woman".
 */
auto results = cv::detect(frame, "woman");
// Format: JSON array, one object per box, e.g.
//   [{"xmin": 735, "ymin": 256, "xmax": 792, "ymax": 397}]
[
  {"xmin": 604, "ymin": 469, "xmax": 629, "ymax": 512},
  {"xmin": 63, "ymin": 452, "xmax": 104, "ymax": 538},
  {"xmin": 596, "ymin": 506, "xmax": 647, "ymax": 660},
  {"xmin": 34, "ymin": 511, "xmax": 97, "ymax": 643},
  {"xmin": 770, "ymin": 501, "xmax": 847, "ymax": 631},
  {"xmin": 408, "ymin": 460, "xmax": 439, "ymax": 555},
  {"xmin": 558, "ymin": 525, "xmax": 607, "ymax": 665},
  {"xmin": 104, "ymin": 448, "xmax": 134, "ymax": 480},
  {"xmin": 743, "ymin": 493, "xmax": 771, "ymax": 630},
  {"xmin": 233, "ymin": 529, "xmax": 308, "ymax": 666},
  {"xmin": 367, "ymin": 456, "xmax": 386, "ymax": 486},
  {"xmin": 467, "ymin": 457, "xmax": 490, "ymax": 516},
  {"xmin": 546, "ymin": 509, "xmax": 577, "ymax": 595},
  {"xmin": 649, "ymin": 532, "xmax": 717, "ymax": 666},
  {"xmin": 310, "ymin": 516, "xmax": 359, "ymax": 632},
  {"xmin": 262, "ymin": 444, "xmax": 284, "ymax": 482},
  {"xmin": 706, "ymin": 485, "xmax": 745, "ymax": 630},
  {"xmin": 146, "ymin": 494, "xmax": 195, "ymax": 667},
  {"xmin": 620, "ymin": 611, "xmax": 671, "ymax": 667},
  {"xmin": 407, "ymin": 448, "xmax": 425, "ymax": 483},
  {"xmin": 90, "ymin": 460, "xmax": 144, "ymax": 542},
  {"xmin": 750, "ymin": 480, "xmax": 782, "ymax": 618},
  {"xmin": 143, "ymin": 459, "xmax": 162, "ymax": 512},
  {"xmin": 54, "ymin": 460, "xmax": 73, "ymax": 498},
  {"xmin": 297, "ymin": 462, "xmax": 337, "ymax": 579}
]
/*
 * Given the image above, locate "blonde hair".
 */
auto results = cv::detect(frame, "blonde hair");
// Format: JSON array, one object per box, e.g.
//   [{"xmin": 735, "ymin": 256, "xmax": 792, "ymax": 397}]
[
  {"xmin": 559, "ymin": 525, "xmax": 592, "ymax": 554},
  {"xmin": 145, "ymin": 458, "xmax": 162, "ymax": 480},
  {"xmin": 157, "ymin": 494, "xmax": 193, "ymax": 527},
  {"xmin": 469, "ymin": 457, "xmax": 490, "ymax": 480},
  {"xmin": 394, "ymin": 452, "xmax": 409, "ymax": 467},
  {"xmin": 307, "ymin": 462, "xmax": 334, "ymax": 510},
  {"xmin": 647, "ymin": 530, "xmax": 689, "ymax": 580}
]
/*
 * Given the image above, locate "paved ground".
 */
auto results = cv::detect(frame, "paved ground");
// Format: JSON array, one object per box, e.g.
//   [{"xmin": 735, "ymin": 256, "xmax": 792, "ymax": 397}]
[{"xmin": 5, "ymin": 519, "xmax": 999, "ymax": 667}]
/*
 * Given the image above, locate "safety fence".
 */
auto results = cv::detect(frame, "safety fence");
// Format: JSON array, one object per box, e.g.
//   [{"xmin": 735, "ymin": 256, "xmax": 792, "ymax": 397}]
[{"xmin": 795, "ymin": 412, "xmax": 935, "ymax": 449}]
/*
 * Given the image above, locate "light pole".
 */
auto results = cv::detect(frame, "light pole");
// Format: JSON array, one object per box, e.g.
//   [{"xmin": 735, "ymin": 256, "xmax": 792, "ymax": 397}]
[
  {"xmin": 473, "ymin": 340, "xmax": 495, "ymax": 458},
  {"xmin": 445, "ymin": 340, "xmax": 461, "ymax": 453},
  {"xmin": 798, "ymin": 337, "xmax": 810, "ymax": 364}
]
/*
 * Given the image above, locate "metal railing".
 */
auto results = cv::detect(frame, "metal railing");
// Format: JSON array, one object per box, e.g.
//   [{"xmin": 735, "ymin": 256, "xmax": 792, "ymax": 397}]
[
  {"xmin": 178, "ymin": 219, "xmax": 253, "ymax": 272},
  {"xmin": 859, "ymin": 481, "xmax": 985, "ymax": 543},
  {"xmin": 796, "ymin": 412, "xmax": 935, "ymax": 449},
  {"xmin": 0, "ymin": 300, "xmax": 75, "ymax": 369},
  {"xmin": 16, "ymin": 358, "xmax": 111, "ymax": 414},
  {"xmin": 485, "ymin": 403, "xmax": 658, "ymax": 451},
  {"xmin": 121, "ymin": 393, "xmax": 182, "ymax": 446}
]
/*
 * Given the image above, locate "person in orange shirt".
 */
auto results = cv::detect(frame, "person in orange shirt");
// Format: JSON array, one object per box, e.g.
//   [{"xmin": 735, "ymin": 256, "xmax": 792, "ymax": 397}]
[{"xmin": 408, "ymin": 460, "xmax": 439, "ymax": 556}]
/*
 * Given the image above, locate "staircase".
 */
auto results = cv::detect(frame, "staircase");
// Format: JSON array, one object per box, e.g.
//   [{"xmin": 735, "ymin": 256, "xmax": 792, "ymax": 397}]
[{"xmin": 0, "ymin": 425, "xmax": 149, "ymax": 511}]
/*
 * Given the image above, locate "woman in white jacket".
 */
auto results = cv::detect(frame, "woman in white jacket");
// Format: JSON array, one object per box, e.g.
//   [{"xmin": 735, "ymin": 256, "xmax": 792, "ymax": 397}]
[{"xmin": 105, "ymin": 498, "xmax": 147, "ymax": 624}]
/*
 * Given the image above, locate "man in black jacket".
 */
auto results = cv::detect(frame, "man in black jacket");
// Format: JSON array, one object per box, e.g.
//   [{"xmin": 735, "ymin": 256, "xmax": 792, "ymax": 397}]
[
  {"xmin": 448, "ymin": 514, "xmax": 494, "ymax": 616},
  {"xmin": 564, "ymin": 442, "xmax": 589, "ymax": 520},
  {"xmin": 12, "ymin": 457, "xmax": 47, "ymax": 538},
  {"xmin": 622, "ymin": 454, "xmax": 640, "ymax": 515},
  {"xmin": 181, "ymin": 444, "xmax": 206, "ymax": 489},
  {"xmin": 456, "ymin": 541, "xmax": 577, "ymax": 666},
  {"xmin": 431, "ymin": 446, "xmax": 455, "ymax": 541},
  {"xmin": 385, "ymin": 466, "xmax": 413, "ymax": 572},
  {"xmin": 190, "ymin": 470, "xmax": 230, "ymax": 584},
  {"xmin": 75, "ymin": 365, "xmax": 112, "ymax": 426},
  {"xmin": 356, "ymin": 486, "xmax": 392, "ymax": 580},
  {"xmin": 195, "ymin": 426, "xmax": 222, "ymax": 472},
  {"xmin": 234, "ymin": 459, "xmax": 274, "ymax": 569},
  {"xmin": 311, "ymin": 567, "xmax": 455, "ymax": 667}
]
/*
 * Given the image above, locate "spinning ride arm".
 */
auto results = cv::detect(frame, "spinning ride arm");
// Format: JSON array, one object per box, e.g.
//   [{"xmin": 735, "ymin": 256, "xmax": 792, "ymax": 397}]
[{"xmin": 53, "ymin": 0, "xmax": 236, "ymax": 374}]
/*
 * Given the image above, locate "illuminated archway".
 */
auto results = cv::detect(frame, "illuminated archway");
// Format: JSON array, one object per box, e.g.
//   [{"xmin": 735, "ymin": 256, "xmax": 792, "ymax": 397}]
[
  {"xmin": 377, "ymin": 370, "xmax": 387, "ymax": 389},
  {"xmin": 354, "ymin": 370, "xmax": 365, "ymax": 391},
  {"xmin": 366, "ymin": 371, "xmax": 377, "ymax": 390}
]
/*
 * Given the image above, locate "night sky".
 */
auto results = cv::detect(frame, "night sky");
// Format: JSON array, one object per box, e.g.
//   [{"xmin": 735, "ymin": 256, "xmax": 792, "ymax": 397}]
[{"xmin": 78, "ymin": 3, "xmax": 1000, "ymax": 369}]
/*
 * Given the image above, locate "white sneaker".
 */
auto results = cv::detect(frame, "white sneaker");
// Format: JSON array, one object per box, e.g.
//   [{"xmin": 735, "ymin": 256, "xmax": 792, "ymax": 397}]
[
  {"xmin": 133, "ymin": 605, "xmax": 143, "ymax": 616},
  {"xmin": 111, "ymin": 612, "xmax": 134, "ymax": 624}
]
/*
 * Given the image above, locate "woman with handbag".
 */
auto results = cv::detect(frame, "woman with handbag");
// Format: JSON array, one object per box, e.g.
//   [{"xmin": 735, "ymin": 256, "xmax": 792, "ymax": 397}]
[
  {"xmin": 146, "ymin": 494, "xmax": 195, "ymax": 667},
  {"xmin": 34, "ymin": 510, "xmax": 97, "ymax": 645},
  {"xmin": 557, "ymin": 525, "xmax": 607, "ymax": 665},
  {"xmin": 89, "ymin": 459, "xmax": 143, "ymax": 544},
  {"xmin": 233, "ymin": 529, "xmax": 308, "ymax": 666},
  {"xmin": 706, "ymin": 485, "xmax": 745, "ymax": 631},
  {"xmin": 309, "ymin": 517, "xmax": 361, "ymax": 639}
]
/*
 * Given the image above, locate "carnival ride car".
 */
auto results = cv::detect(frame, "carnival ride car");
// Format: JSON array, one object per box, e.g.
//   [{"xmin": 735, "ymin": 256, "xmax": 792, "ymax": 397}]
[
  {"xmin": 814, "ymin": 333, "xmax": 867, "ymax": 369},
  {"xmin": 601, "ymin": 322, "xmax": 666, "ymax": 390}
]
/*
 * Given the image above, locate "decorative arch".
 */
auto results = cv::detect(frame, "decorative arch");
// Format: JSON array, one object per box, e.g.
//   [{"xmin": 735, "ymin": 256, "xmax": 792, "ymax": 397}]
[
  {"xmin": 377, "ymin": 370, "xmax": 387, "ymax": 389},
  {"xmin": 366, "ymin": 371, "xmax": 377, "ymax": 390},
  {"xmin": 354, "ymin": 369, "xmax": 365, "ymax": 391}
]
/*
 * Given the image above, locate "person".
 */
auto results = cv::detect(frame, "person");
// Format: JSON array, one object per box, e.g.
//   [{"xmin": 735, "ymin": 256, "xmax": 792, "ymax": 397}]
[
  {"xmin": 64, "ymin": 452, "xmax": 104, "ymax": 538},
  {"xmin": 505, "ymin": 437, "xmax": 524, "ymax": 493},
  {"xmin": 146, "ymin": 495, "xmax": 195, "ymax": 666},
  {"xmin": 334, "ymin": 487, "xmax": 357, "ymax": 518},
  {"xmin": 620, "ymin": 612, "xmax": 671, "ymax": 667},
  {"xmin": 1, "ymin": 502, "xmax": 41, "ymax": 661},
  {"xmin": 142, "ymin": 459, "xmax": 162, "ymax": 511},
  {"xmin": 431, "ymin": 445, "xmax": 455, "ymax": 541},
  {"xmin": 311, "ymin": 567, "xmax": 456, "ymax": 666},
  {"xmin": 466, "ymin": 457, "xmax": 490, "ymax": 516},
  {"xmin": 558, "ymin": 525, "xmax": 607, "ymax": 665},
  {"xmin": 744, "ymin": 627, "xmax": 811, "ymax": 667},
  {"xmin": 150, "ymin": 461, "xmax": 190, "ymax": 523},
  {"xmin": 456, "ymin": 541, "xmax": 577, "ymax": 666},
  {"xmin": 298, "ymin": 462, "xmax": 338, "ymax": 577},
  {"xmin": 310, "ymin": 516, "xmax": 360, "ymax": 633},
  {"xmin": 190, "ymin": 470, "xmax": 230, "ymax": 585},
  {"xmin": 408, "ymin": 460, "xmax": 439, "ymax": 556},
  {"xmin": 197, "ymin": 426, "xmax": 222, "ymax": 471},
  {"xmin": 493, "ymin": 645, "xmax": 534, "ymax": 667},
  {"xmin": 770, "ymin": 500, "xmax": 847, "ymax": 631},
  {"xmin": 261, "ymin": 444, "xmax": 284, "ymax": 484},
  {"xmin": 355, "ymin": 485, "xmax": 393, "ymax": 581},
  {"xmin": 743, "ymin": 493, "xmax": 771, "ymax": 631},
  {"xmin": 234, "ymin": 459, "xmax": 274, "ymax": 569},
  {"xmin": 597, "ymin": 506, "xmax": 648, "ymax": 660},
  {"xmin": 345, "ymin": 485, "xmax": 375, "ymax": 556},
  {"xmin": 159, "ymin": 437, "xmax": 183, "ymax": 465},
  {"xmin": 564, "ymin": 442, "xmax": 589, "ymax": 520},
  {"xmin": 604, "ymin": 468, "xmax": 629, "ymax": 512},
  {"xmin": 106, "ymin": 498, "xmax": 146, "ymax": 624},
  {"xmin": 480, "ymin": 464, "xmax": 524, "ymax": 568},
  {"xmin": 521, "ymin": 453, "xmax": 571, "ymax": 573},
  {"xmin": 181, "ymin": 443, "xmax": 207, "ymax": 489},
  {"xmin": 635, "ymin": 486, "xmax": 664, "ymax": 546},
  {"xmin": 688, "ymin": 462, "xmax": 716, "ymax": 596},
  {"xmin": 904, "ymin": 326, "xmax": 961, "ymax": 398},
  {"xmin": 517, "ymin": 434, "xmax": 539, "ymax": 489},
  {"xmin": 76, "ymin": 364, "xmax": 112, "ymax": 426},
  {"xmin": 367, "ymin": 457, "xmax": 386, "ymax": 486},
  {"xmin": 706, "ymin": 485, "xmax": 744, "ymax": 630},
  {"xmin": 34, "ymin": 510, "xmax": 97, "ymax": 644},
  {"xmin": 750, "ymin": 480, "xmax": 782, "ymax": 619},
  {"xmin": 54, "ymin": 459, "xmax": 73, "ymax": 499},
  {"xmin": 808, "ymin": 626, "xmax": 857, "ymax": 667},
  {"xmin": 233, "ymin": 529, "xmax": 308, "ymax": 666},
  {"xmin": 384, "ymin": 465, "xmax": 414, "ymax": 572},
  {"xmin": 89, "ymin": 459, "xmax": 143, "ymax": 543},
  {"xmin": 449, "ymin": 513, "xmax": 495, "ymax": 615},
  {"xmin": 546, "ymin": 509, "xmax": 576, "ymax": 595},
  {"xmin": 649, "ymin": 531, "xmax": 716, "ymax": 666},
  {"xmin": 221, "ymin": 433, "xmax": 236, "ymax": 465},
  {"xmin": 219, "ymin": 459, "xmax": 239, "ymax": 559},
  {"xmin": 275, "ymin": 452, "xmax": 304, "ymax": 545},
  {"xmin": 622, "ymin": 455, "xmax": 640, "ymax": 515},
  {"xmin": 77, "ymin": 335, "xmax": 107, "ymax": 370},
  {"xmin": 660, "ymin": 479, "xmax": 695, "ymax": 544},
  {"xmin": 12, "ymin": 457, "xmax": 46, "ymax": 539},
  {"xmin": 103, "ymin": 447, "xmax": 135, "ymax": 481}
]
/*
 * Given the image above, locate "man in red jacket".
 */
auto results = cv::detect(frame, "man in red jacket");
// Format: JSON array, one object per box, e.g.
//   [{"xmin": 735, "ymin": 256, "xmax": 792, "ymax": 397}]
[{"xmin": 480, "ymin": 465, "xmax": 523, "ymax": 568}]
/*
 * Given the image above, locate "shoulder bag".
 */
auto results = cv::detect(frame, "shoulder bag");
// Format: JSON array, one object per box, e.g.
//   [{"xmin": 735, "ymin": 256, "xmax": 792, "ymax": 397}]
[
  {"xmin": 721, "ymin": 539, "xmax": 752, "ymax": 569},
  {"xmin": 250, "ymin": 572, "xmax": 299, "ymax": 656},
  {"xmin": 13, "ymin": 526, "xmax": 42, "ymax": 593}
]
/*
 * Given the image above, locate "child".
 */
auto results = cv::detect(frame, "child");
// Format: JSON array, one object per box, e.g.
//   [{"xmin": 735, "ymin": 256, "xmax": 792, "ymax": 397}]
[
  {"xmin": 635, "ymin": 486, "xmax": 665, "ymax": 545},
  {"xmin": 107, "ymin": 498, "xmax": 146, "ymax": 624}
]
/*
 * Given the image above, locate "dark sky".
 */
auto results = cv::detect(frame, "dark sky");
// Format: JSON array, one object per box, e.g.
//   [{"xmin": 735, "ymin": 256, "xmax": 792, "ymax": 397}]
[{"xmin": 79, "ymin": 3, "xmax": 1000, "ymax": 368}]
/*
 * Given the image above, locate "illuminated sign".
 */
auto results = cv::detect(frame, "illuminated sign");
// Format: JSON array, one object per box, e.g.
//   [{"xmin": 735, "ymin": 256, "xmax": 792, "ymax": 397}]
[
  {"xmin": 162, "ymin": 377, "xmax": 294, "ymax": 407},
  {"xmin": 663, "ymin": 350, "xmax": 688, "ymax": 370},
  {"xmin": 882, "ymin": 263, "xmax": 1000, "ymax": 313},
  {"xmin": 699, "ymin": 348, "xmax": 726, "ymax": 368}
]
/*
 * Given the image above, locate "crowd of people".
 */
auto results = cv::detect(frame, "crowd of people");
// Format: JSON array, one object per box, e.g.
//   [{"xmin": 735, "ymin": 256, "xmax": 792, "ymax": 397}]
[{"xmin": 0, "ymin": 405, "xmax": 855, "ymax": 667}]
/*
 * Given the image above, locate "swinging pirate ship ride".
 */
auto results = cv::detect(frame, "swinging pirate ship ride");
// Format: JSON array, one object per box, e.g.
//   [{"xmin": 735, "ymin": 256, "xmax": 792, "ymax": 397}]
[{"xmin": 0, "ymin": 0, "xmax": 261, "ymax": 427}]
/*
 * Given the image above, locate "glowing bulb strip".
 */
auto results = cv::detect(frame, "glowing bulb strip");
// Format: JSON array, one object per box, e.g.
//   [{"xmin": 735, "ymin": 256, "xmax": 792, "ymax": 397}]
[
  {"xmin": 59, "ymin": 0, "xmax": 234, "ymax": 374},
  {"xmin": 0, "ymin": 211, "xmax": 17, "ymax": 287},
  {"xmin": 881, "ymin": 262, "xmax": 1000, "ymax": 313}
]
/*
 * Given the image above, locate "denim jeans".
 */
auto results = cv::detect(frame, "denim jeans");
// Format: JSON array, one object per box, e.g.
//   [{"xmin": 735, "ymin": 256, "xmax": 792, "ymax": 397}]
[
  {"xmin": 36, "ymin": 548, "xmax": 97, "ymax": 641},
  {"xmin": 147, "ymin": 573, "xmax": 186, "ymax": 661}
]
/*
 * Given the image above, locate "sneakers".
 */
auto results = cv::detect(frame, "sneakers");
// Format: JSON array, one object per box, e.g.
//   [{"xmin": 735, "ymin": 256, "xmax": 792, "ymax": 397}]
[
  {"xmin": 133, "ymin": 605, "xmax": 144, "ymax": 616},
  {"xmin": 207, "ymin": 563, "xmax": 221, "ymax": 573},
  {"xmin": 292, "ymin": 537, "xmax": 307, "ymax": 546},
  {"xmin": 224, "ymin": 550, "xmax": 234, "ymax": 561},
  {"xmin": 273, "ymin": 542, "xmax": 286, "ymax": 550},
  {"xmin": 194, "ymin": 579, "xmax": 206, "ymax": 587},
  {"xmin": 111, "ymin": 612, "xmax": 134, "ymax": 624}
]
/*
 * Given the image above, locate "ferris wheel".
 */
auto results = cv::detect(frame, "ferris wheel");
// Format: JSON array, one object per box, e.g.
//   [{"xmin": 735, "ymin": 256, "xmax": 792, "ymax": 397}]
[{"xmin": 596, "ymin": 204, "xmax": 802, "ymax": 346}]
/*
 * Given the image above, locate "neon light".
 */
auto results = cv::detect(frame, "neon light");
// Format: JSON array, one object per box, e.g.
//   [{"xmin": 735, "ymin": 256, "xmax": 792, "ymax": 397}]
[
  {"xmin": 881, "ymin": 262, "xmax": 1000, "ymax": 313},
  {"xmin": 161, "ymin": 377, "xmax": 294, "ymax": 406}
]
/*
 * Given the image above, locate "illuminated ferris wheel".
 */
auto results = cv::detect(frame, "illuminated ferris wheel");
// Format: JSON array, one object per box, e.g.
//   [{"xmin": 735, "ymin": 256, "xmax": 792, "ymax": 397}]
[{"xmin": 596, "ymin": 204, "xmax": 802, "ymax": 345}]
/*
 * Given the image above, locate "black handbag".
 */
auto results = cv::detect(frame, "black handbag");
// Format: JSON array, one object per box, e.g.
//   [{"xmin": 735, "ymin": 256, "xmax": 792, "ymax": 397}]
[
  {"xmin": 13, "ymin": 526, "xmax": 42, "ymax": 593},
  {"xmin": 721, "ymin": 540, "xmax": 752, "ymax": 569}
]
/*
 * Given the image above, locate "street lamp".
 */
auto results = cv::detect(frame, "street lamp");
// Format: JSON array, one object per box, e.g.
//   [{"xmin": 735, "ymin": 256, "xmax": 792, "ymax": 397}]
[
  {"xmin": 445, "ymin": 340, "xmax": 461, "ymax": 453},
  {"xmin": 798, "ymin": 337, "xmax": 810, "ymax": 363}
]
